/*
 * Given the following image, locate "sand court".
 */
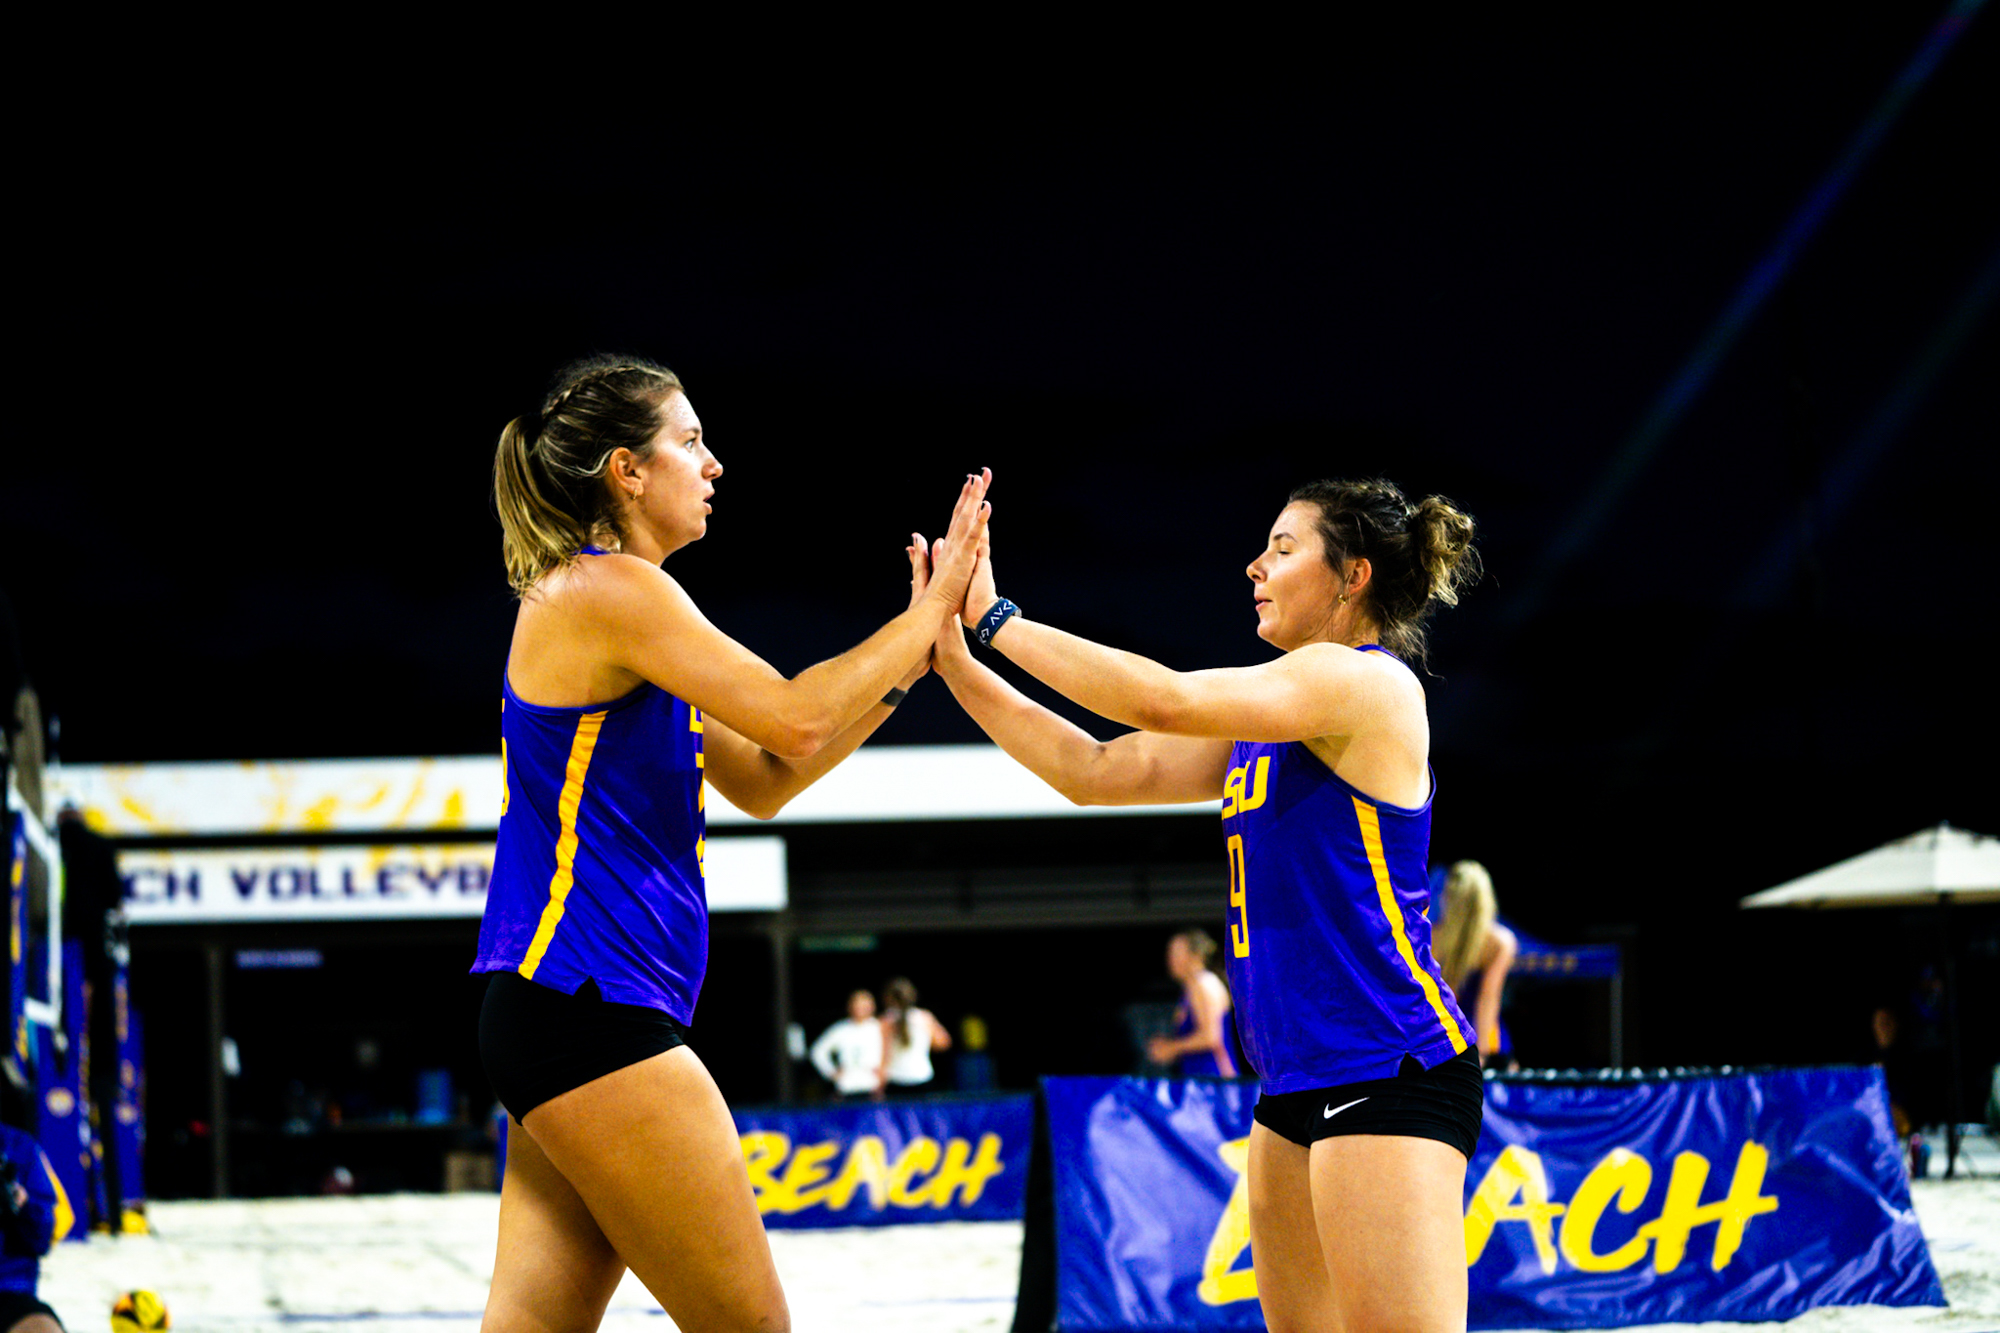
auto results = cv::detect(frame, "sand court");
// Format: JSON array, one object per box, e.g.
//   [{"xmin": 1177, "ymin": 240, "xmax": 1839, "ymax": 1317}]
[{"xmin": 33, "ymin": 1176, "xmax": 1997, "ymax": 1333}]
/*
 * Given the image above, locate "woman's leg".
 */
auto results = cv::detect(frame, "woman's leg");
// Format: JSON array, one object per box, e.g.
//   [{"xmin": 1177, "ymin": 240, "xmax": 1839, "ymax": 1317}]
[
  {"xmin": 482, "ymin": 1116, "xmax": 626, "ymax": 1333},
  {"xmin": 521, "ymin": 1044, "xmax": 789, "ymax": 1333},
  {"xmin": 1246, "ymin": 1123, "xmax": 1337, "ymax": 1333},
  {"xmin": 1309, "ymin": 1134, "xmax": 1469, "ymax": 1333}
]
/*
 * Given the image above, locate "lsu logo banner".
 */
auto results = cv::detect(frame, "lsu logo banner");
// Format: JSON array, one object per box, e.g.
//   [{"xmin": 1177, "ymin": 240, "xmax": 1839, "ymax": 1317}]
[
  {"xmin": 1042, "ymin": 1067, "xmax": 1942, "ymax": 1330},
  {"xmin": 734, "ymin": 1095, "xmax": 1033, "ymax": 1230}
]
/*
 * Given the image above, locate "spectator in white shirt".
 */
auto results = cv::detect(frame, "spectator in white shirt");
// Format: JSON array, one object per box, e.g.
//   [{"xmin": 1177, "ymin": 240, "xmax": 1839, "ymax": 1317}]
[{"xmin": 810, "ymin": 989, "xmax": 885, "ymax": 1100}]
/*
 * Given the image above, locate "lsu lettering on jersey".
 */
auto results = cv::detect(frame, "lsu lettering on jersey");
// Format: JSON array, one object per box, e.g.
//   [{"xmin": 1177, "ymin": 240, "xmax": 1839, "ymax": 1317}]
[
  {"xmin": 1220, "ymin": 651, "xmax": 1472, "ymax": 1091},
  {"xmin": 473, "ymin": 666, "xmax": 709, "ymax": 1021}
]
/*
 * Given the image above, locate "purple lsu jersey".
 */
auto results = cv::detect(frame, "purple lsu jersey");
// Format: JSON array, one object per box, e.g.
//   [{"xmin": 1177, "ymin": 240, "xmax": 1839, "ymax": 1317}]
[
  {"xmin": 472, "ymin": 668, "xmax": 709, "ymax": 1021},
  {"xmin": 1221, "ymin": 731, "xmax": 1473, "ymax": 1093}
]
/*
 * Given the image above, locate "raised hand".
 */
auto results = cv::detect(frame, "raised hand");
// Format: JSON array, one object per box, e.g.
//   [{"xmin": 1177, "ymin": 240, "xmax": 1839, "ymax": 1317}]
[
  {"xmin": 959, "ymin": 525, "xmax": 999, "ymax": 629},
  {"xmin": 931, "ymin": 538, "xmax": 974, "ymax": 666},
  {"xmin": 923, "ymin": 468, "xmax": 992, "ymax": 615},
  {"xmin": 900, "ymin": 532, "xmax": 935, "ymax": 687}
]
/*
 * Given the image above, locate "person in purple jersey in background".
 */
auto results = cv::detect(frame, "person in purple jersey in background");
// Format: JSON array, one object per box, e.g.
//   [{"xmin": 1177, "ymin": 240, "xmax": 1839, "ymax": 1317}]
[
  {"xmin": 1435, "ymin": 860, "xmax": 1518, "ymax": 1071},
  {"xmin": 475, "ymin": 355, "xmax": 990, "ymax": 1333},
  {"xmin": 1147, "ymin": 929, "xmax": 1237, "ymax": 1078},
  {"xmin": 930, "ymin": 477, "xmax": 1482, "ymax": 1333}
]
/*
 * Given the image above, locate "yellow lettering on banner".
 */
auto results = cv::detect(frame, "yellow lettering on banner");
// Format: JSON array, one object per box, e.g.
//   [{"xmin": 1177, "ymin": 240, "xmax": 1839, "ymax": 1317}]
[
  {"xmin": 743, "ymin": 1133, "xmax": 1010, "ymax": 1215},
  {"xmin": 1464, "ymin": 1146, "xmax": 1566, "ymax": 1275},
  {"xmin": 1198, "ymin": 1137, "xmax": 1257, "ymax": 1306},
  {"xmin": 887, "ymin": 1138, "xmax": 943, "ymax": 1206},
  {"xmin": 824, "ymin": 1137, "xmax": 894, "ymax": 1211},
  {"xmin": 741, "ymin": 1132, "xmax": 791, "ymax": 1206},
  {"xmin": 1558, "ymin": 1148, "xmax": 1654, "ymax": 1272},
  {"xmin": 1636, "ymin": 1143, "xmax": 1778, "ymax": 1272},
  {"xmin": 923, "ymin": 1133, "xmax": 1007, "ymax": 1207},
  {"xmin": 772, "ymin": 1141, "xmax": 841, "ymax": 1214}
]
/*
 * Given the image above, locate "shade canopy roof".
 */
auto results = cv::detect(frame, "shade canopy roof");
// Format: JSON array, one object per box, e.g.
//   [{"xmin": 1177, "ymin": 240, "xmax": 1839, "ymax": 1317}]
[{"xmin": 1741, "ymin": 823, "xmax": 2000, "ymax": 910}]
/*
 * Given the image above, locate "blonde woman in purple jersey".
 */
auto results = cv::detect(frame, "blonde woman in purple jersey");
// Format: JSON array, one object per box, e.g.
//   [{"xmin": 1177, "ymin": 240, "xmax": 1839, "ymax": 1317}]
[
  {"xmin": 932, "ymin": 477, "xmax": 1482, "ymax": 1333},
  {"xmin": 480, "ymin": 355, "xmax": 989, "ymax": 1333}
]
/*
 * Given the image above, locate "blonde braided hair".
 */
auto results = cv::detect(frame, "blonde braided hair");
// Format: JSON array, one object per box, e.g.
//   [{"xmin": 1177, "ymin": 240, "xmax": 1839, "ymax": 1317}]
[{"xmin": 494, "ymin": 355, "xmax": 684, "ymax": 595}]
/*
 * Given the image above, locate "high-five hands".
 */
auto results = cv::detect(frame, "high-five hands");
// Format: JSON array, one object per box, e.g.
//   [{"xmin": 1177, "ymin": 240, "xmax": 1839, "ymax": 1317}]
[
  {"xmin": 904, "ymin": 469, "xmax": 993, "ymax": 682},
  {"xmin": 929, "ymin": 504, "xmax": 1001, "ymax": 667},
  {"xmin": 958, "ymin": 526, "xmax": 998, "ymax": 629},
  {"xmin": 924, "ymin": 469, "xmax": 992, "ymax": 616}
]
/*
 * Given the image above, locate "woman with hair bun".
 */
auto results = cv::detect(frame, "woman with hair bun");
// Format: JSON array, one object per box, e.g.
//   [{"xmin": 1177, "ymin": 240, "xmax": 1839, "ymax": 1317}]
[
  {"xmin": 473, "ymin": 355, "xmax": 989, "ymax": 1332},
  {"xmin": 932, "ymin": 476, "xmax": 1482, "ymax": 1333}
]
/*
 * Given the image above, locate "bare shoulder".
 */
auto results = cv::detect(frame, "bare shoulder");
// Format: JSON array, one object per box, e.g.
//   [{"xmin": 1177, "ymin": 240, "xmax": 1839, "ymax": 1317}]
[
  {"xmin": 1287, "ymin": 641, "xmax": 1426, "ymax": 711},
  {"xmin": 549, "ymin": 553, "xmax": 693, "ymax": 623}
]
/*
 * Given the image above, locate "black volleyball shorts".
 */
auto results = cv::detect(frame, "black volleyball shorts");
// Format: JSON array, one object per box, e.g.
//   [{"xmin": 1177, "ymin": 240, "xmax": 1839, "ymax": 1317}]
[
  {"xmin": 1253, "ymin": 1048, "xmax": 1484, "ymax": 1157},
  {"xmin": 0, "ymin": 1291, "xmax": 62, "ymax": 1329},
  {"xmin": 479, "ymin": 971, "xmax": 688, "ymax": 1123}
]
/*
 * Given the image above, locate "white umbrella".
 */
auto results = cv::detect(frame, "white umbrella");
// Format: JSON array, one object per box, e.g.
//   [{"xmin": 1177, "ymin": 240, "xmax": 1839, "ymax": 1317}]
[
  {"xmin": 1742, "ymin": 822, "xmax": 1998, "ymax": 1179},
  {"xmin": 1741, "ymin": 823, "xmax": 2000, "ymax": 910}
]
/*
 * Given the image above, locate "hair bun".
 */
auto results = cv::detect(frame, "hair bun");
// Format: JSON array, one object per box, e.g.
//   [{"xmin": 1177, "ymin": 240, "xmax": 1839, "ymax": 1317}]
[{"xmin": 1412, "ymin": 495, "xmax": 1481, "ymax": 607}]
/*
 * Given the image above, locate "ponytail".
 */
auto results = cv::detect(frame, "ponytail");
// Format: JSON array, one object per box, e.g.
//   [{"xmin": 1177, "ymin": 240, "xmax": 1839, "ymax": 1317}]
[
  {"xmin": 489, "ymin": 356, "xmax": 683, "ymax": 597},
  {"xmin": 494, "ymin": 416, "xmax": 590, "ymax": 596}
]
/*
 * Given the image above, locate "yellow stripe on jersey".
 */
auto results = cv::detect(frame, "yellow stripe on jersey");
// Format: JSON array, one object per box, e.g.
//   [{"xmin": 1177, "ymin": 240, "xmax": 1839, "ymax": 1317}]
[
  {"xmin": 692, "ymin": 705, "xmax": 705, "ymax": 810},
  {"xmin": 1353, "ymin": 796, "xmax": 1469, "ymax": 1054},
  {"xmin": 518, "ymin": 711, "xmax": 607, "ymax": 980},
  {"xmin": 499, "ymin": 697, "xmax": 510, "ymax": 818}
]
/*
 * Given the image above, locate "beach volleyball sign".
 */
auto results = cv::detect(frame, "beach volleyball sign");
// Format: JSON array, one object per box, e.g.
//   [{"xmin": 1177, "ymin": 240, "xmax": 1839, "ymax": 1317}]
[
  {"xmin": 1037, "ymin": 1066, "xmax": 1942, "ymax": 1329},
  {"xmin": 734, "ymin": 1095, "xmax": 1034, "ymax": 1229}
]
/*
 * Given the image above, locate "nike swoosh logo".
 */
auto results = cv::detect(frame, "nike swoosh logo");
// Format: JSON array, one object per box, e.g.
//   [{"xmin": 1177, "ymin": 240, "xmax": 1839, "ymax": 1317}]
[{"xmin": 1323, "ymin": 1097, "xmax": 1369, "ymax": 1119}]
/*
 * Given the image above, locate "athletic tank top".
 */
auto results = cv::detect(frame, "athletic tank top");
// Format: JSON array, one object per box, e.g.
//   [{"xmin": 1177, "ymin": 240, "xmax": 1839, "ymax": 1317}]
[
  {"xmin": 1174, "ymin": 973, "xmax": 1240, "ymax": 1079},
  {"xmin": 1220, "ymin": 645, "xmax": 1473, "ymax": 1093},
  {"xmin": 885, "ymin": 1010, "xmax": 936, "ymax": 1086},
  {"xmin": 472, "ymin": 570, "xmax": 708, "ymax": 1019}
]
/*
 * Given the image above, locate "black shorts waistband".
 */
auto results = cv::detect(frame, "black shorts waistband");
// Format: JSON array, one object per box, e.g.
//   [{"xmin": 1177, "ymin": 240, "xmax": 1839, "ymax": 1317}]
[
  {"xmin": 478, "ymin": 971, "xmax": 688, "ymax": 1123},
  {"xmin": 1254, "ymin": 1048, "xmax": 1484, "ymax": 1157}
]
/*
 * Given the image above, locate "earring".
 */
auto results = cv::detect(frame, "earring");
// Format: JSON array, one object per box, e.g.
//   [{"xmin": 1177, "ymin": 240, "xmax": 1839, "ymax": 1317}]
[{"xmin": 1338, "ymin": 593, "xmax": 1347, "ymax": 605}]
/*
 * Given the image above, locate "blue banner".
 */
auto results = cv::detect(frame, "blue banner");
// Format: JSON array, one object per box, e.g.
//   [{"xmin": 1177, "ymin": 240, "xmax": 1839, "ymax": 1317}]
[
  {"xmin": 733, "ymin": 1095, "xmax": 1034, "ymax": 1230},
  {"xmin": 1043, "ymin": 1067, "xmax": 1943, "ymax": 1330},
  {"xmin": 108, "ymin": 968, "xmax": 146, "ymax": 1222},
  {"xmin": 32, "ymin": 942, "xmax": 93, "ymax": 1241},
  {"xmin": 7, "ymin": 815, "xmax": 25, "ymax": 1068}
]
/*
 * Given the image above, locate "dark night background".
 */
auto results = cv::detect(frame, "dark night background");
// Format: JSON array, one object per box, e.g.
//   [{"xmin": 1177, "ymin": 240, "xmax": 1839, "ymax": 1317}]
[{"xmin": 4, "ymin": 10, "xmax": 1997, "ymax": 1186}]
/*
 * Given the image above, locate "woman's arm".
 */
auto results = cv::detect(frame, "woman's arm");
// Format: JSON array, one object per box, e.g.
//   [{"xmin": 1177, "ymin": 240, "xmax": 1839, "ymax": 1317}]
[
  {"xmin": 956, "ymin": 532, "xmax": 1408, "ymax": 743},
  {"xmin": 925, "ymin": 1009, "xmax": 952, "ymax": 1052},
  {"xmin": 809, "ymin": 1024, "xmax": 843, "ymax": 1083},
  {"xmin": 590, "ymin": 473, "xmax": 990, "ymax": 759},
  {"xmin": 933, "ymin": 610, "xmax": 1231, "ymax": 806},
  {"xmin": 701, "ymin": 539, "xmax": 939, "ymax": 818},
  {"xmin": 1475, "ymin": 924, "xmax": 1517, "ymax": 1056}
]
